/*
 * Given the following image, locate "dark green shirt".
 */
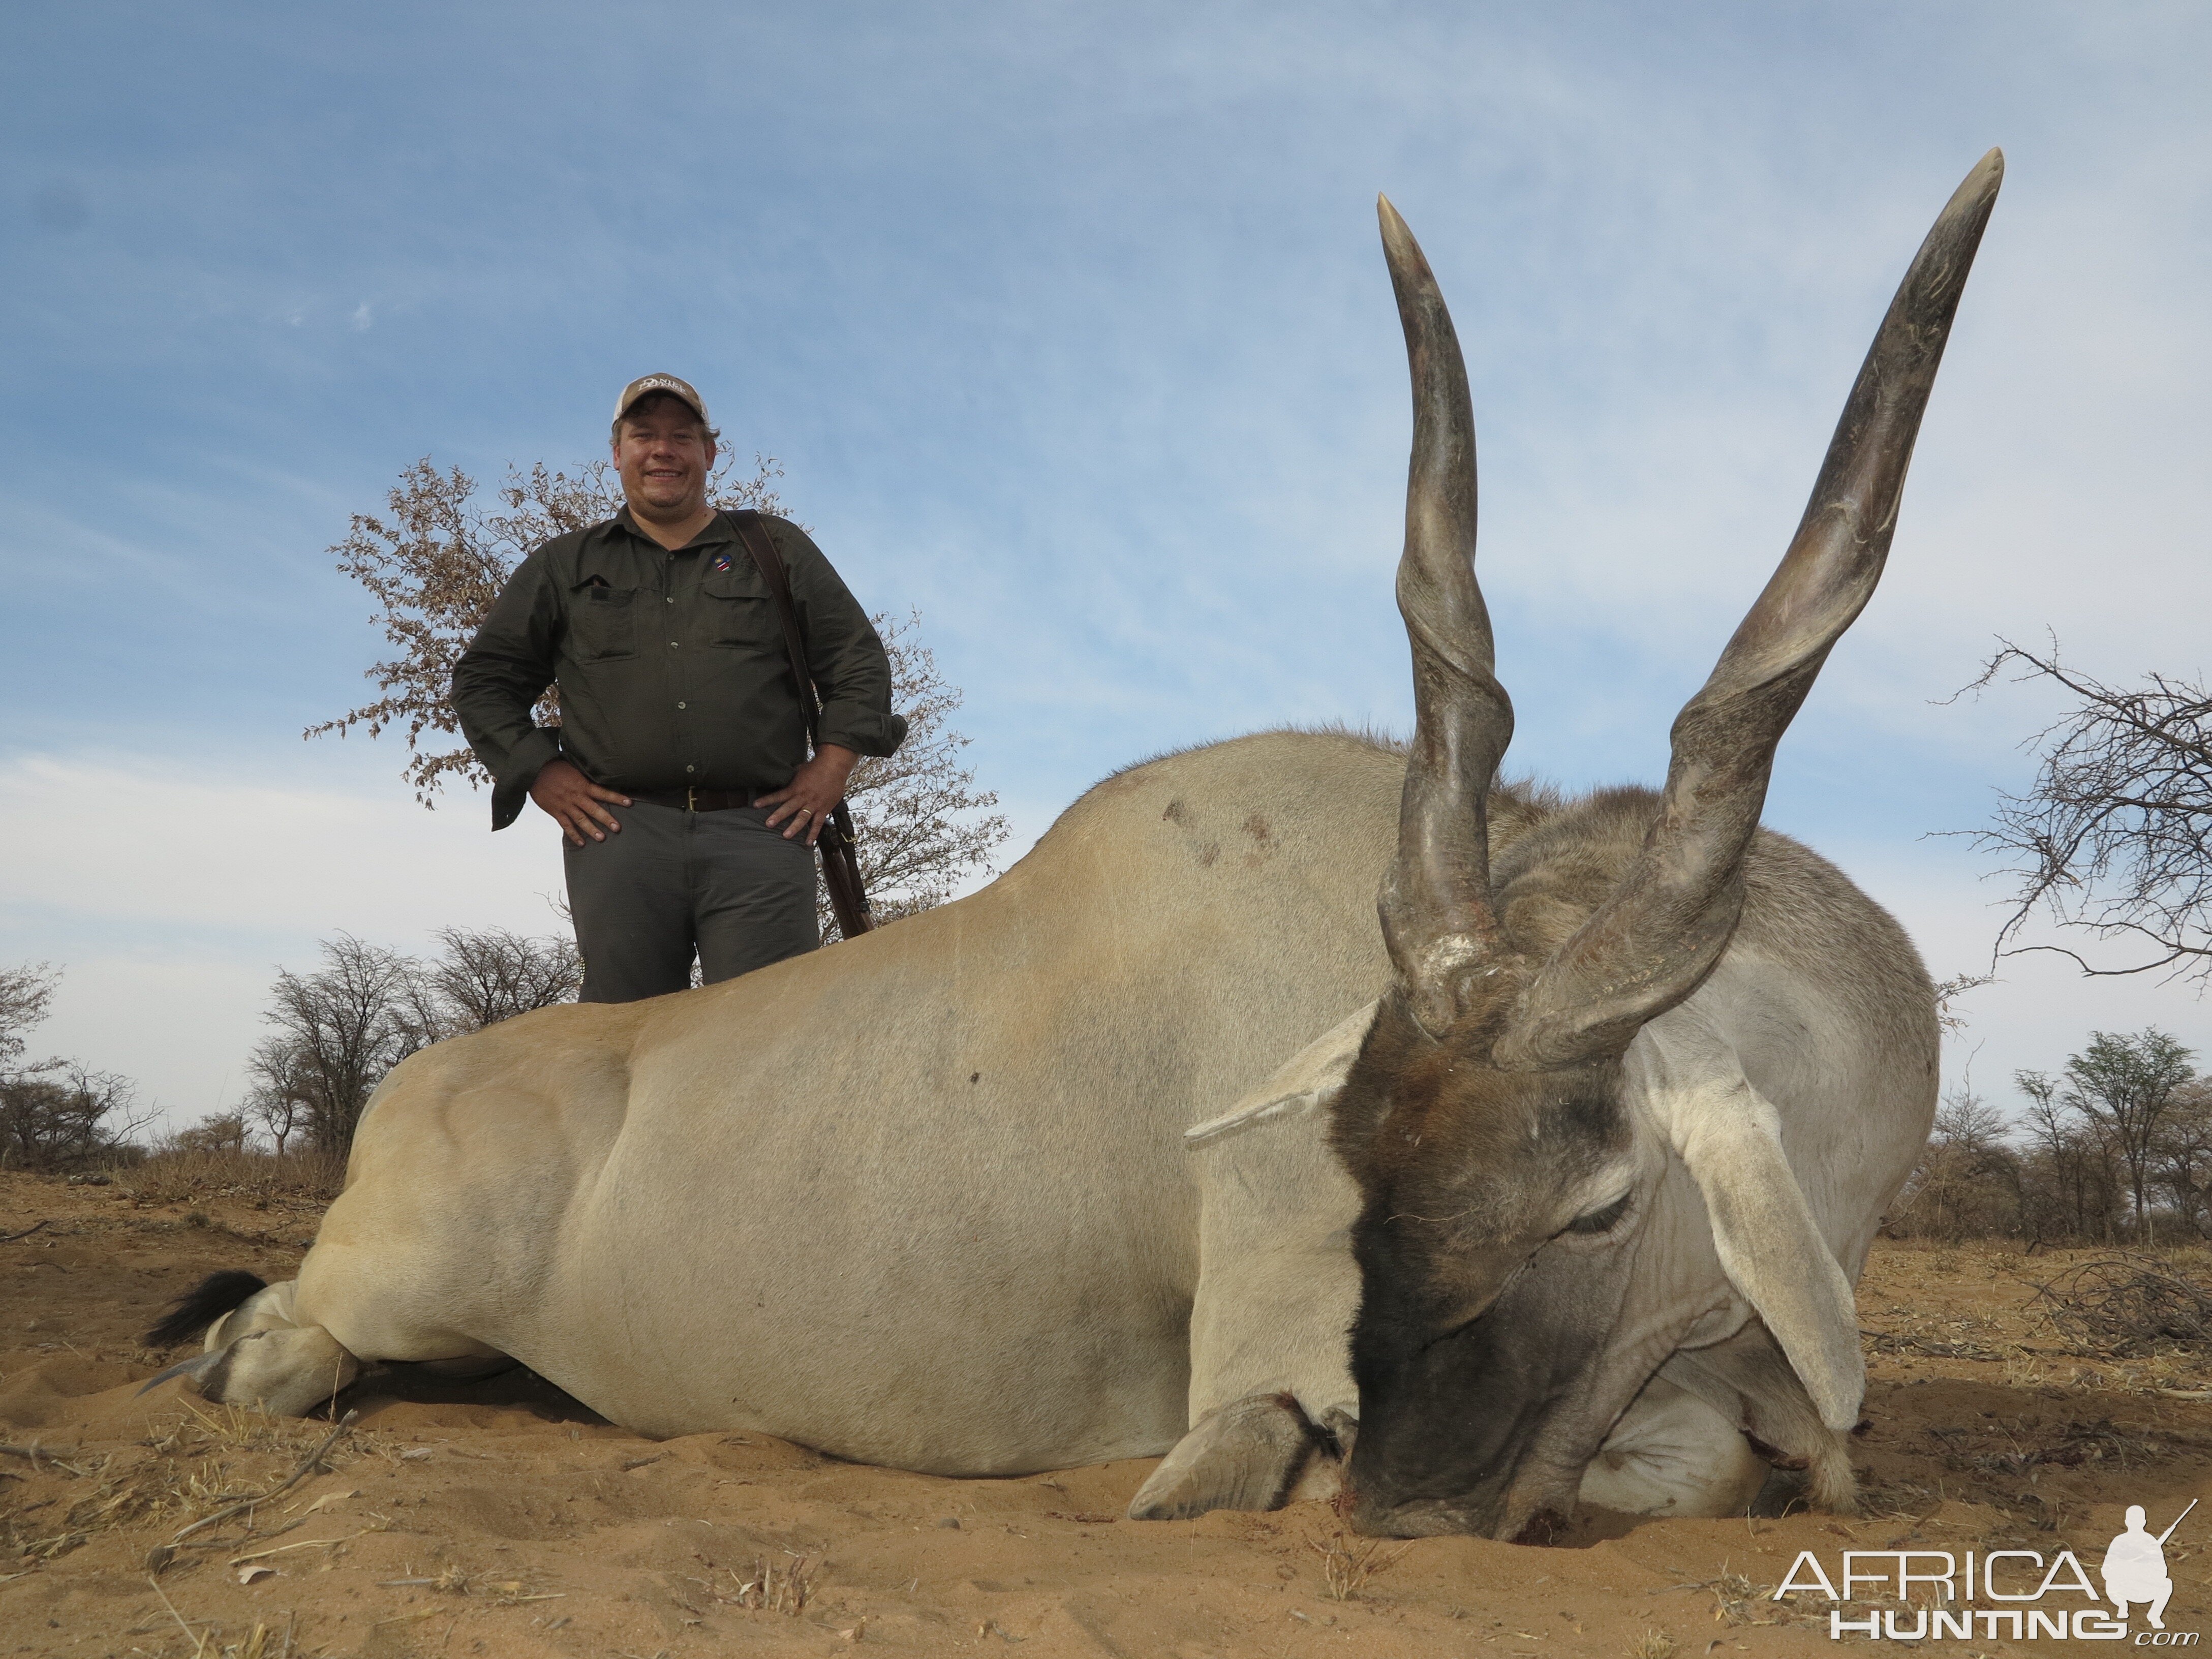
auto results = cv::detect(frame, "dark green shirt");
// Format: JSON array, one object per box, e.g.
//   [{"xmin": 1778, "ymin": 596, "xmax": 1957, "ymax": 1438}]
[{"xmin": 452, "ymin": 508, "xmax": 906, "ymax": 830}]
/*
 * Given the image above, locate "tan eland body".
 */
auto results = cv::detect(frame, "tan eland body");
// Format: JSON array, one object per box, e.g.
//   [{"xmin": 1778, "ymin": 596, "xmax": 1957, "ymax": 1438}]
[
  {"xmin": 149, "ymin": 155, "xmax": 2000, "ymax": 1528},
  {"xmin": 158, "ymin": 732, "xmax": 1930, "ymax": 1521}
]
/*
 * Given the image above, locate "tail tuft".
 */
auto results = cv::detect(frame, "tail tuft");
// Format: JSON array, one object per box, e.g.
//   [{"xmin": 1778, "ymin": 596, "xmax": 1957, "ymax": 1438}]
[{"xmin": 144, "ymin": 1270, "xmax": 267, "ymax": 1348}]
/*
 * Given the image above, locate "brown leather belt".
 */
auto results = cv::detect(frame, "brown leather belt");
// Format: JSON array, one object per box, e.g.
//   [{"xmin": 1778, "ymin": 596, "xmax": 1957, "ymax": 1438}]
[{"xmin": 628, "ymin": 786, "xmax": 766, "ymax": 812}]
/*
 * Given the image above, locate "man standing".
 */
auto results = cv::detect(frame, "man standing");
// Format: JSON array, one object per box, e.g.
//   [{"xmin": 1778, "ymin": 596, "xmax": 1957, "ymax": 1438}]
[{"xmin": 452, "ymin": 374, "xmax": 906, "ymax": 1002}]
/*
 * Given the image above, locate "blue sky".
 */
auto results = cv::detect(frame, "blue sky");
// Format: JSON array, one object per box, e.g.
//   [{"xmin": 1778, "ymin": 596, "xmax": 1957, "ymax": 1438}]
[{"xmin": 4, "ymin": 3, "xmax": 2209, "ymax": 1131}]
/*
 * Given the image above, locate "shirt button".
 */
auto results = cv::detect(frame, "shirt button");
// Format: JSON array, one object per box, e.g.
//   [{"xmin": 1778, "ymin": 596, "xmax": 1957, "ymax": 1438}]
[
  {"xmin": 666, "ymin": 596, "xmax": 674, "ymax": 603},
  {"xmin": 686, "ymin": 765, "xmax": 695, "ymax": 773},
  {"xmin": 669, "ymin": 640, "xmax": 679, "ymax": 649},
  {"xmin": 677, "ymin": 700, "xmax": 687, "ymax": 710}
]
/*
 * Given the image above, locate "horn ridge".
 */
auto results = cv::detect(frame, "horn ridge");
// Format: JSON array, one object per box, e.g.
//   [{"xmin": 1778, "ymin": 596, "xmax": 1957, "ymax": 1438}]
[
  {"xmin": 1492, "ymin": 150, "xmax": 2004, "ymax": 1071},
  {"xmin": 1375, "ymin": 197, "xmax": 1516, "ymax": 1037}
]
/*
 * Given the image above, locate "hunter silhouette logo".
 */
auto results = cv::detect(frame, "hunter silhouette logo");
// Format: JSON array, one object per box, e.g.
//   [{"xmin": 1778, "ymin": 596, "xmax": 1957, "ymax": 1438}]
[
  {"xmin": 2106, "ymin": 1500, "xmax": 2194, "ymax": 1631},
  {"xmin": 1774, "ymin": 1498, "xmax": 2200, "ymax": 1642}
]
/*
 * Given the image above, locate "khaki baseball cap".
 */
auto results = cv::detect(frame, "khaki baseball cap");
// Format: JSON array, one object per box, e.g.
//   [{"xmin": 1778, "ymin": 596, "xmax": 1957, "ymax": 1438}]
[{"xmin": 612, "ymin": 372, "xmax": 711, "ymax": 427}]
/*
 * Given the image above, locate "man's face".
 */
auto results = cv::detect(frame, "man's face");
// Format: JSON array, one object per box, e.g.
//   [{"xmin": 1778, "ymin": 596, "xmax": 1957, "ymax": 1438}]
[{"xmin": 612, "ymin": 394, "xmax": 717, "ymax": 520}]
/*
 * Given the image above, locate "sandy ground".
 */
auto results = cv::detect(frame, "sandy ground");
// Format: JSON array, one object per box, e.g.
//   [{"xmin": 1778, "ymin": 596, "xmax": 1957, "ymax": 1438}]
[{"xmin": 6, "ymin": 1169, "xmax": 2212, "ymax": 1658}]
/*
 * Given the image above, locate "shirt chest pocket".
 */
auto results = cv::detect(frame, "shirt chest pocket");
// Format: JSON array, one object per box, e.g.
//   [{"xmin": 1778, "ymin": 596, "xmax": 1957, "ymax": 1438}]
[
  {"xmin": 567, "ymin": 584, "xmax": 641, "ymax": 662},
  {"xmin": 700, "ymin": 568, "xmax": 774, "ymax": 649}
]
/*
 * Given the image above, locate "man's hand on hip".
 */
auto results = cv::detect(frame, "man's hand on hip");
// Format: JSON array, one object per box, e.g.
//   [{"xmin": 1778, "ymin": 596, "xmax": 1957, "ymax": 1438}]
[
  {"xmin": 530, "ymin": 758, "xmax": 632, "ymax": 846},
  {"xmin": 760, "ymin": 745, "xmax": 859, "ymax": 846}
]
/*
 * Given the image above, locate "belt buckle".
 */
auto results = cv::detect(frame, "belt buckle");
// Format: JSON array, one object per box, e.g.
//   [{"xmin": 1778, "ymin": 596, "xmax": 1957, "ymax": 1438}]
[{"xmin": 686, "ymin": 785, "xmax": 697, "ymax": 813}]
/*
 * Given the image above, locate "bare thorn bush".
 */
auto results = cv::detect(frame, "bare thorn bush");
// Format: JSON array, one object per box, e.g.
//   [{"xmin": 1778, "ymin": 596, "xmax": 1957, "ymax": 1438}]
[{"xmin": 2030, "ymin": 1254, "xmax": 2212, "ymax": 1357}]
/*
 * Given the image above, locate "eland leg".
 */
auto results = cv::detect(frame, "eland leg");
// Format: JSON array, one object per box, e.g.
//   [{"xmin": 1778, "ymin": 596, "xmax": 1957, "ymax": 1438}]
[
  {"xmin": 1662, "ymin": 1326, "xmax": 1859, "ymax": 1514},
  {"xmin": 1152, "ymin": 1024, "xmax": 1368, "ymax": 1521},
  {"xmin": 141, "ymin": 1275, "xmax": 362, "ymax": 1416},
  {"xmin": 143, "ymin": 1264, "xmax": 512, "ymax": 1418},
  {"xmin": 1578, "ymin": 1374, "xmax": 1769, "ymax": 1518},
  {"xmin": 1127, "ymin": 1393, "xmax": 1349, "ymax": 1519}
]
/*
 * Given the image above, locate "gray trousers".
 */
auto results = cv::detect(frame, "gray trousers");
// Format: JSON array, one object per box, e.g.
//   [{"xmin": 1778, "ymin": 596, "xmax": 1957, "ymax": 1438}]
[{"xmin": 563, "ymin": 803, "xmax": 818, "ymax": 1003}]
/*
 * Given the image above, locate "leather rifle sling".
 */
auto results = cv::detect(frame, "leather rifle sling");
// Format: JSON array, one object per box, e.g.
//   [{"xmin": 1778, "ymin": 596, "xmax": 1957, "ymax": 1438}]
[{"xmin": 724, "ymin": 510, "xmax": 875, "ymax": 938}]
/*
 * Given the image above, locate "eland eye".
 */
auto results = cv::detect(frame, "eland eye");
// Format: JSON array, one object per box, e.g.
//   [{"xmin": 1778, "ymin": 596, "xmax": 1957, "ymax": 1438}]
[{"xmin": 1560, "ymin": 1194, "xmax": 1630, "ymax": 1236}]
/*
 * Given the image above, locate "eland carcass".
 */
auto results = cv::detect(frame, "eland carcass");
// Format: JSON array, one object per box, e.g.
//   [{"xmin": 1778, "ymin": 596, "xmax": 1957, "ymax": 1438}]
[{"xmin": 145, "ymin": 152, "xmax": 1999, "ymax": 1536}]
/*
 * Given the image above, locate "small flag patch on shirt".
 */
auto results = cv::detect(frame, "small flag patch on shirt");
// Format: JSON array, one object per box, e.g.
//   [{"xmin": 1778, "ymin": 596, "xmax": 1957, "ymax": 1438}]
[{"xmin": 712, "ymin": 553, "xmax": 733, "ymax": 572}]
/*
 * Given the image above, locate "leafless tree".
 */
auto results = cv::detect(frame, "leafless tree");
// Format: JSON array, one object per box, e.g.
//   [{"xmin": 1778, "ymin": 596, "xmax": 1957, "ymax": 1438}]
[
  {"xmin": 1890, "ymin": 1087, "xmax": 2023, "ymax": 1242},
  {"xmin": 309, "ymin": 454, "xmax": 787, "ymax": 803},
  {"xmin": 167, "ymin": 1113, "xmax": 251, "ymax": 1155},
  {"xmin": 1931, "ymin": 970, "xmax": 1995, "ymax": 1034},
  {"xmin": 0, "ymin": 962, "xmax": 59, "ymax": 1077},
  {"xmin": 2154, "ymin": 1080, "xmax": 2212, "ymax": 1239},
  {"xmin": 2016, "ymin": 1069, "xmax": 2121, "ymax": 1245},
  {"xmin": 251, "ymin": 926, "xmax": 583, "ymax": 1154},
  {"xmin": 262, "ymin": 935, "xmax": 430, "ymax": 1154},
  {"xmin": 830, "ymin": 611, "xmax": 1008, "ymax": 940},
  {"xmin": 242, "ymin": 1035, "xmax": 313, "ymax": 1157},
  {"xmin": 310, "ymin": 457, "xmax": 1007, "ymax": 930},
  {"xmin": 1934, "ymin": 1088, "xmax": 2013, "ymax": 1160},
  {"xmin": 422, "ymin": 925, "xmax": 583, "ymax": 1032},
  {"xmin": 0, "ymin": 963, "xmax": 153, "ymax": 1170},
  {"xmin": 1961, "ymin": 637, "xmax": 2212, "ymax": 980},
  {"xmin": 0, "ymin": 1064, "xmax": 151, "ymax": 1172}
]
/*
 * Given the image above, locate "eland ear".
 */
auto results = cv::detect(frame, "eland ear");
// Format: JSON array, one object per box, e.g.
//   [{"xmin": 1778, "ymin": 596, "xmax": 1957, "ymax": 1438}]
[
  {"xmin": 1629, "ymin": 1020, "xmax": 1864, "ymax": 1432},
  {"xmin": 1184, "ymin": 1003, "xmax": 1379, "ymax": 1150}
]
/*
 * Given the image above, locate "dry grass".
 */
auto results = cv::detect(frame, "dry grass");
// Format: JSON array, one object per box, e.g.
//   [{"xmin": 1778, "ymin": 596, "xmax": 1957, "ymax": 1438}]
[
  {"xmin": 113, "ymin": 1148, "xmax": 345, "ymax": 1207},
  {"xmin": 1304, "ymin": 1527, "xmax": 1409, "ymax": 1602},
  {"xmin": 1675, "ymin": 1570, "xmax": 1796, "ymax": 1629},
  {"xmin": 378, "ymin": 1563, "xmax": 478, "ymax": 1593},
  {"xmin": 147, "ymin": 1401, "xmax": 338, "ymax": 1459},
  {"xmin": 6, "ymin": 1404, "xmax": 362, "ymax": 1565},
  {"xmin": 719, "ymin": 1552, "xmax": 817, "ymax": 1615},
  {"xmin": 145, "ymin": 1580, "xmax": 289, "ymax": 1659},
  {"xmin": 1628, "ymin": 1631, "xmax": 1677, "ymax": 1659}
]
